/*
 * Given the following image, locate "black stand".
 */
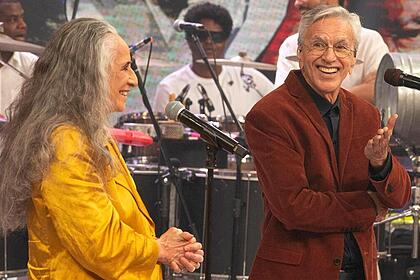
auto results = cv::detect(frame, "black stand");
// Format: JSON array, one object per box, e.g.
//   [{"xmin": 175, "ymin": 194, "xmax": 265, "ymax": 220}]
[
  {"xmin": 130, "ymin": 58, "xmax": 198, "ymax": 238},
  {"xmin": 185, "ymin": 98, "xmax": 193, "ymax": 111},
  {"xmin": 190, "ymin": 32, "xmax": 249, "ymax": 280},
  {"xmin": 230, "ymin": 154, "xmax": 243, "ymax": 279},
  {"xmin": 198, "ymin": 98, "xmax": 206, "ymax": 116},
  {"xmin": 202, "ymin": 144, "xmax": 218, "ymax": 280}
]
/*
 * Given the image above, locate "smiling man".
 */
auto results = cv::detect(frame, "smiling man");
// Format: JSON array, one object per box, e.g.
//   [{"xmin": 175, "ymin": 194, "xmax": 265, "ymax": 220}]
[
  {"xmin": 245, "ymin": 6, "xmax": 411, "ymax": 280},
  {"xmin": 275, "ymin": 0, "xmax": 389, "ymax": 104},
  {"xmin": 0, "ymin": 0, "xmax": 38, "ymax": 116}
]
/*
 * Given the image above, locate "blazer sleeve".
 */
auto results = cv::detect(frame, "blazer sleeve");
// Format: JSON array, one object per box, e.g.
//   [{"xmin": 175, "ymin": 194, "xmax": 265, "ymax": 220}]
[
  {"xmin": 40, "ymin": 126, "xmax": 159, "ymax": 279},
  {"xmin": 245, "ymin": 108, "xmax": 378, "ymax": 233},
  {"xmin": 370, "ymin": 155, "xmax": 411, "ymax": 209}
]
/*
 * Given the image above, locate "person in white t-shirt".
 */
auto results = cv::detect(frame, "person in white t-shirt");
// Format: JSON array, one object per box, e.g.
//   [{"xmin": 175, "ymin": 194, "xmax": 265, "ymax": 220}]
[
  {"xmin": 0, "ymin": 0, "xmax": 38, "ymax": 116},
  {"xmin": 275, "ymin": 0, "xmax": 389, "ymax": 104},
  {"xmin": 153, "ymin": 2, "xmax": 273, "ymax": 117}
]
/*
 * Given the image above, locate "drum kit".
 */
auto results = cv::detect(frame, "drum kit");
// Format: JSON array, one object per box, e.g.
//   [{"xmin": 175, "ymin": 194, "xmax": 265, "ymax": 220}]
[{"xmin": 373, "ymin": 52, "xmax": 420, "ymax": 280}]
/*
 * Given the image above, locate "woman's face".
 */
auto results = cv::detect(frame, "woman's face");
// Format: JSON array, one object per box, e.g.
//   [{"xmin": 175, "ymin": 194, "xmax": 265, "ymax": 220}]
[{"xmin": 108, "ymin": 35, "xmax": 138, "ymax": 112}]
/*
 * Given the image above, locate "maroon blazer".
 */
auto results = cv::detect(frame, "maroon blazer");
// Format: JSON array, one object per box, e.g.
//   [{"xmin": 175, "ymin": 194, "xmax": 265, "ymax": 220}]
[{"xmin": 245, "ymin": 70, "xmax": 411, "ymax": 280}]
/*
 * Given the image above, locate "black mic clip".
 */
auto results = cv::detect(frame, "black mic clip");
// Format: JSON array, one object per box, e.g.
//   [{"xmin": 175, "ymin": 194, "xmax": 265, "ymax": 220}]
[
  {"xmin": 175, "ymin": 84, "xmax": 191, "ymax": 103},
  {"xmin": 197, "ymin": 83, "xmax": 215, "ymax": 115}
]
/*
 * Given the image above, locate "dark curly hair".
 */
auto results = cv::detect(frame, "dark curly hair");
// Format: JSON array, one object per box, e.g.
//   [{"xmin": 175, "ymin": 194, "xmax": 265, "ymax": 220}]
[{"xmin": 184, "ymin": 2, "xmax": 233, "ymax": 39}]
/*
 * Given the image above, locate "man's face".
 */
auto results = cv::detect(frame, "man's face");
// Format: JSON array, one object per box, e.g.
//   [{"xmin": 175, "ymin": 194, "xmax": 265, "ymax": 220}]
[
  {"xmin": 0, "ymin": 2, "xmax": 27, "ymax": 41},
  {"xmin": 297, "ymin": 17, "xmax": 356, "ymax": 98},
  {"xmin": 294, "ymin": 0, "xmax": 339, "ymax": 13},
  {"xmin": 187, "ymin": 18, "xmax": 227, "ymax": 61}
]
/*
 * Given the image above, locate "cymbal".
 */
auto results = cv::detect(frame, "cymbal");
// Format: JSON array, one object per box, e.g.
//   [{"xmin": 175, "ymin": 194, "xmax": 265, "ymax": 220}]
[
  {"xmin": 0, "ymin": 34, "xmax": 44, "ymax": 55},
  {"xmin": 196, "ymin": 52, "xmax": 277, "ymax": 71}
]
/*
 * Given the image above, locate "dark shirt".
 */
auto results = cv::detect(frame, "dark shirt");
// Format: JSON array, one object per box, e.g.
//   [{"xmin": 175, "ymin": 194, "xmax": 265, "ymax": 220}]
[{"xmin": 296, "ymin": 71, "xmax": 391, "ymax": 273}]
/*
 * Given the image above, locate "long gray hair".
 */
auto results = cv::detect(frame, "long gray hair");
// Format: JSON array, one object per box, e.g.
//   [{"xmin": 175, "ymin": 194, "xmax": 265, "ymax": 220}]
[
  {"xmin": 0, "ymin": 18, "xmax": 118, "ymax": 232},
  {"xmin": 297, "ymin": 5, "xmax": 362, "ymax": 51}
]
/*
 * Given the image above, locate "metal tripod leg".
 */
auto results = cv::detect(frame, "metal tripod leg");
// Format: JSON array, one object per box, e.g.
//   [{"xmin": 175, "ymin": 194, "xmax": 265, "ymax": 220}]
[{"xmin": 1, "ymin": 232, "xmax": 8, "ymax": 280}]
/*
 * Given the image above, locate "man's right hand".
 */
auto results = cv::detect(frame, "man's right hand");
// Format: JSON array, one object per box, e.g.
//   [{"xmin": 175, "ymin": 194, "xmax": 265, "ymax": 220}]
[{"xmin": 367, "ymin": 191, "xmax": 388, "ymax": 222}]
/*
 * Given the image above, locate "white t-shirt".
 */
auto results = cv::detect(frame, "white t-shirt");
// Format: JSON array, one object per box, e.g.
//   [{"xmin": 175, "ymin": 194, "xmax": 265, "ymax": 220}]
[
  {"xmin": 0, "ymin": 51, "xmax": 38, "ymax": 115},
  {"xmin": 274, "ymin": 28, "xmax": 389, "ymax": 89},
  {"xmin": 153, "ymin": 64, "xmax": 274, "ymax": 117}
]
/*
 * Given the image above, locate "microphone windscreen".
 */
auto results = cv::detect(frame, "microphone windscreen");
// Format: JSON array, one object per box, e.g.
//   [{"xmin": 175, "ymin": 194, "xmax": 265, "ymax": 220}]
[
  {"xmin": 165, "ymin": 101, "xmax": 184, "ymax": 120},
  {"xmin": 384, "ymin": 68, "xmax": 403, "ymax": 86}
]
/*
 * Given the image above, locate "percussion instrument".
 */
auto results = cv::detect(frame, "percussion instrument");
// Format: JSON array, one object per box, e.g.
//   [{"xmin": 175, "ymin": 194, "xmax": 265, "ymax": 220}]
[{"xmin": 375, "ymin": 52, "xmax": 420, "ymax": 147}]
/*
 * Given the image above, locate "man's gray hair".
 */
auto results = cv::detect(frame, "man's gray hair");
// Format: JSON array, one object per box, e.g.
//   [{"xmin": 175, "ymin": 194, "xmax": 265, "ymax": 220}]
[{"xmin": 297, "ymin": 5, "xmax": 362, "ymax": 51}]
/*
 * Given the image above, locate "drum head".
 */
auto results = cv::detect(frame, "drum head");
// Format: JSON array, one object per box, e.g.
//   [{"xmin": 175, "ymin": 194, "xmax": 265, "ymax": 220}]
[{"xmin": 375, "ymin": 53, "xmax": 420, "ymax": 147}]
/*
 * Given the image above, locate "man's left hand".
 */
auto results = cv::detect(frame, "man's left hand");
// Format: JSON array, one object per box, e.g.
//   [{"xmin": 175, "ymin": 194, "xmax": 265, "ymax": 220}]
[{"xmin": 364, "ymin": 114, "xmax": 398, "ymax": 169}]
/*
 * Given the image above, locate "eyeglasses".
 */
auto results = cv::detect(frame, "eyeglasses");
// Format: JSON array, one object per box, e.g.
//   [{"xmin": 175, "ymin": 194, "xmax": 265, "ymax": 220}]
[
  {"xmin": 303, "ymin": 40, "xmax": 356, "ymax": 58},
  {"xmin": 187, "ymin": 31, "xmax": 228, "ymax": 43}
]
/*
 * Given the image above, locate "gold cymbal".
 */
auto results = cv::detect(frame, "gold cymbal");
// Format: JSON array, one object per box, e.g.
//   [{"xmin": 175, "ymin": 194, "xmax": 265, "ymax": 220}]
[
  {"xmin": 196, "ymin": 52, "xmax": 277, "ymax": 71},
  {"xmin": 0, "ymin": 34, "xmax": 44, "ymax": 55}
]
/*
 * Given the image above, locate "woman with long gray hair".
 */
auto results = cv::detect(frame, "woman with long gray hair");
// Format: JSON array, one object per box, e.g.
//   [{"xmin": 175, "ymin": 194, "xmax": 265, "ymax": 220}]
[{"xmin": 0, "ymin": 18, "xmax": 203, "ymax": 279}]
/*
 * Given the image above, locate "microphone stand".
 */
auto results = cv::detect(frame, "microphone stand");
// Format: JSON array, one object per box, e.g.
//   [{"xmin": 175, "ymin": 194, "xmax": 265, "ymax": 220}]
[
  {"xmin": 202, "ymin": 144, "xmax": 218, "ymax": 280},
  {"xmin": 190, "ymin": 33, "xmax": 243, "ymax": 134},
  {"xmin": 190, "ymin": 33, "xmax": 246, "ymax": 280},
  {"xmin": 130, "ymin": 57, "xmax": 199, "ymax": 262}
]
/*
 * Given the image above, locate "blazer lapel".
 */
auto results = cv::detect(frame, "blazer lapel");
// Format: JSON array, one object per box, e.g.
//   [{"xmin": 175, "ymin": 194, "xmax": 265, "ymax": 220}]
[
  {"xmin": 285, "ymin": 71, "xmax": 340, "ymax": 186},
  {"xmin": 106, "ymin": 140, "xmax": 155, "ymax": 226},
  {"xmin": 337, "ymin": 90, "xmax": 353, "ymax": 188}
]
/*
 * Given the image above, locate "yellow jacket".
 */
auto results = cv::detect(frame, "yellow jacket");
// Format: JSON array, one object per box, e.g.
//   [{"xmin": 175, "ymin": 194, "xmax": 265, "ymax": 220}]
[{"xmin": 27, "ymin": 125, "xmax": 162, "ymax": 279}]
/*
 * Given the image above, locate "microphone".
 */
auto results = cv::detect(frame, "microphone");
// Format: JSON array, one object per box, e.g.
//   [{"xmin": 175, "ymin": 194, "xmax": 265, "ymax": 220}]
[
  {"xmin": 384, "ymin": 68, "xmax": 420, "ymax": 91},
  {"xmin": 197, "ymin": 83, "xmax": 215, "ymax": 112},
  {"xmin": 111, "ymin": 128, "xmax": 153, "ymax": 147},
  {"xmin": 165, "ymin": 101, "xmax": 248, "ymax": 158},
  {"xmin": 129, "ymin": 37, "xmax": 153, "ymax": 54},
  {"xmin": 173, "ymin": 19, "xmax": 205, "ymax": 32},
  {"xmin": 175, "ymin": 84, "xmax": 191, "ymax": 103}
]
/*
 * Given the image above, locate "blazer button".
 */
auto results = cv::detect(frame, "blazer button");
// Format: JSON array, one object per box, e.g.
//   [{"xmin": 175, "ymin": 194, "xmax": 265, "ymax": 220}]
[{"xmin": 333, "ymin": 258, "xmax": 342, "ymax": 267}]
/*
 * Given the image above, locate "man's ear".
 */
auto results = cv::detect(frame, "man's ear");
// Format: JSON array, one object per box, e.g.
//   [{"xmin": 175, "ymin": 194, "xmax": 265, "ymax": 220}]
[
  {"xmin": 348, "ymin": 55, "xmax": 356, "ymax": 75},
  {"xmin": 297, "ymin": 46, "xmax": 303, "ymax": 58},
  {"xmin": 297, "ymin": 46, "xmax": 304, "ymax": 69}
]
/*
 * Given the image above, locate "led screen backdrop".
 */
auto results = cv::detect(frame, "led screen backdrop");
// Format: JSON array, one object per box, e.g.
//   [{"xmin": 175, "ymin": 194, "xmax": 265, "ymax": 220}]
[{"xmin": 21, "ymin": 0, "xmax": 419, "ymax": 113}]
